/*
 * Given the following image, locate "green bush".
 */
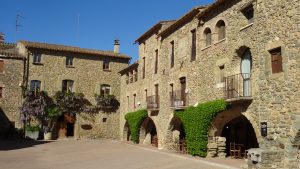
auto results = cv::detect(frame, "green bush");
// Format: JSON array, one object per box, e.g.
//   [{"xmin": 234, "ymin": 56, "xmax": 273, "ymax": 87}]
[
  {"xmin": 25, "ymin": 125, "xmax": 41, "ymax": 132},
  {"xmin": 175, "ymin": 99, "xmax": 228, "ymax": 157},
  {"xmin": 125, "ymin": 109, "xmax": 148, "ymax": 143}
]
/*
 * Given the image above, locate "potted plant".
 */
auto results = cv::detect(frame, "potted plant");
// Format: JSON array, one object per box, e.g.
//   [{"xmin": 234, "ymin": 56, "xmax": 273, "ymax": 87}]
[
  {"xmin": 25, "ymin": 124, "xmax": 41, "ymax": 140},
  {"xmin": 44, "ymin": 105, "xmax": 61, "ymax": 140}
]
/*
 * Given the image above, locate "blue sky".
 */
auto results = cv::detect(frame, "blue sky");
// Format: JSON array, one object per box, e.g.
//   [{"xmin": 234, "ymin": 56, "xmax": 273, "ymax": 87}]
[{"xmin": 0, "ymin": 0, "xmax": 213, "ymax": 62}]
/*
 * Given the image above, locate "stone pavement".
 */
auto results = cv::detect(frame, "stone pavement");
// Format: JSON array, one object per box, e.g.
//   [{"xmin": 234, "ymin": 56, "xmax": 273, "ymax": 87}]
[{"xmin": 0, "ymin": 139, "xmax": 245, "ymax": 169}]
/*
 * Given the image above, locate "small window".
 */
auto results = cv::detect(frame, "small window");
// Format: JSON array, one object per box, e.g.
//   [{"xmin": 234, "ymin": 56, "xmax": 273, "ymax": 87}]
[
  {"xmin": 0, "ymin": 87, "xmax": 3, "ymax": 98},
  {"xmin": 204, "ymin": 28, "xmax": 212, "ymax": 46},
  {"xmin": 145, "ymin": 89, "xmax": 147, "ymax": 102},
  {"xmin": 270, "ymin": 48, "xmax": 283, "ymax": 74},
  {"xmin": 216, "ymin": 20, "xmax": 226, "ymax": 40},
  {"xmin": 170, "ymin": 41, "xmax": 175, "ymax": 68},
  {"xmin": 142, "ymin": 57, "xmax": 145, "ymax": 79},
  {"xmin": 100, "ymin": 84, "xmax": 111, "ymax": 96},
  {"xmin": 133, "ymin": 94, "xmax": 136, "ymax": 109},
  {"xmin": 219, "ymin": 65, "xmax": 225, "ymax": 83},
  {"xmin": 102, "ymin": 118, "xmax": 107, "ymax": 123},
  {"xmin": 154, "ymin": 49, "xmax": 158, "ymax": 74},
  {"xmin": 103, "ymin": 60, "xmax": 110, "ymax": 70},
  {"xmin": 127, "ymin": 96, "xmax": 129, "ymax": 109},
  {"xmin": 126, "ymin": 73, "xmax": 129, "ymax": 84},
  {"xmin": 242, "ymin": 5, "xmax": 254, "ymax": 24},
  {"xmin": 62, "ymin": 80, "xmax": 74, "ymax": 93},
  {"xmin": 66, "ymin": 57, "xmax": 74, "ymax": 67},
  {"xmin": 191, "ymin": 29, "xmax": 196, "ymax": 61},
  {"xmin": 30, "ymin": 80, "xmax": 41, "ymax": 96},
  {"xmin": 33, "ymin": 53, "xmax": 42, "ymax": 63},
  {"xmin": 133, "ymin": 69, "xmax": 138, "ymax": 82},
  {"xmin": 0, "ymin": 60, "xmax": 4, "ymax": 73}
]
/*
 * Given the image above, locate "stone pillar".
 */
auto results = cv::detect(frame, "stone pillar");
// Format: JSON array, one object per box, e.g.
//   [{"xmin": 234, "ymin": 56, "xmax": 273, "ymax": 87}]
[{"xmin": 217, "ymin": 137, "xmax": 226, "ymax": 158}]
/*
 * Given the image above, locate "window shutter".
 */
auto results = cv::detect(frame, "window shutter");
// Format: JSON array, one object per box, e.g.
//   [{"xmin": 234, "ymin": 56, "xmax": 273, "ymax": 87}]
[
  {"xmin": 0, "ymin": 60, "xmax": 3, "ymax": 73},
  {"xmin": 271, "ymin": 52, "xmax": 283, "ymax": 74}
]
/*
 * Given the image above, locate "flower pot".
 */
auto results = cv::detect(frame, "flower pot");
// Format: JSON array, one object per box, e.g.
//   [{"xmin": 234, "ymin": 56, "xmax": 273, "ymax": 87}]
[
  {"xmin": 25, "ymin": 131, "xmax": 39, "ymax": 140},
  {"xmin": 44, "ymin": 132, "xmax": 52, "ymax": 140}
]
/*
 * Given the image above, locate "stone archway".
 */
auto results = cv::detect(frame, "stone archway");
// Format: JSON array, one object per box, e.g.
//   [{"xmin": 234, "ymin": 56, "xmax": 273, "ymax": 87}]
[
  {"xmin": 139, "ymin": 117, "xmax": 158, "ymax": 147},
  {"xmin": 122, "ymin": 121, "xmax": 131, "ymax": 141},
  {"xmin": 166, "ymin": 117, "xmax": 186, "ymax": 153}
]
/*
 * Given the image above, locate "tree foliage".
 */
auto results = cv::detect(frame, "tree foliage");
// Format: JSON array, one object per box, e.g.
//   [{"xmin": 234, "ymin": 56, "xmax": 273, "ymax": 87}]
[
  {"xmin": 125, "ymin": 109, "xmax": 148, "ymax": 143},
  {"xmin": 175, "ymin": 99, "xmax": 228, "ymax": 157}
]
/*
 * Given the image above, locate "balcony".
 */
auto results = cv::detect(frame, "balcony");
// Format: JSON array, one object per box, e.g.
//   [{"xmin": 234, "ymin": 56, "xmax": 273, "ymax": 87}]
[
  {"xmin": 224, "ymin": 73, "xmax": 252, "ymax": 102},
  {"xmin": 170, "ymin": 90, "xmax": 189, "ymax": 109},
  {"xmin": 146, "ymin": 95, "xmax": 160, "ymax": 110}
]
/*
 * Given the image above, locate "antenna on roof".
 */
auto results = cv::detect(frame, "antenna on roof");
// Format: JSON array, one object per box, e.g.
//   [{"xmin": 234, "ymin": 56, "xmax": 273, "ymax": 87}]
[{"xmin": 16, "ymin": 14, "xmax": 25, "ymax": 32}]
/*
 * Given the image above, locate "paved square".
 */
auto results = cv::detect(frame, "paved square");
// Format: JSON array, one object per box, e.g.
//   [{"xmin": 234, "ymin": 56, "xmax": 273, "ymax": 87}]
[{"xmin": 0, "ymin": 139, "xmax": 243, "ymax": 169}]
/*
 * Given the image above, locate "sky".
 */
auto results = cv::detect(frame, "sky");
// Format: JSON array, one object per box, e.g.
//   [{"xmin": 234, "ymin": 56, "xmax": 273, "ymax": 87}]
[{"xmin": 0, "ymin": 0, "xmax": 213, "ymax": 62}]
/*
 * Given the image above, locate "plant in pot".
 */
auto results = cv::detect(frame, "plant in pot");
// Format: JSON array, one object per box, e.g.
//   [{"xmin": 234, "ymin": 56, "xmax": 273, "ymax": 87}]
[
  {"xmin": 25, "ymin": 124, "xmax": 41, "ymax": 140},
  {"xmin": 44, "ymin": 105, "xmax": 61, "ymax": 140}
]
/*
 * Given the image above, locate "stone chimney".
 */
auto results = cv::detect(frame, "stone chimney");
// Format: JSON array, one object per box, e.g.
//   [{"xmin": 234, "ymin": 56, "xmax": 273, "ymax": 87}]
[
  {"xmin": 114, "ymin": 39, "xmax": 120, "ymax": 54},
  {"xmin": 0, "ymin": 33, "xmax": 4, "ymax": 43}
]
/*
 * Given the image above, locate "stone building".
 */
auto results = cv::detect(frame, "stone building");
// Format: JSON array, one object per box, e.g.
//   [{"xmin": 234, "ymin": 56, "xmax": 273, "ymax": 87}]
[
  {"xmin": 119, "ymin": 0, "xmax": 300, "ymax": 168},
  {"xmin": 1, "ymin": 39, "xmax": 131, "ymax": 139}
]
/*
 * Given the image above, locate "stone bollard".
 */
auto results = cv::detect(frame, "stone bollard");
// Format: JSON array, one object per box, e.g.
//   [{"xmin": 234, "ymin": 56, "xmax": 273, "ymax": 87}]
[
  {"xmin": 217, "ymin": 137, "xmax": 226, "ymax": 158},
  {"xmin": 207, "ymin": 142, "xmax": 218, "ymax": 157}
]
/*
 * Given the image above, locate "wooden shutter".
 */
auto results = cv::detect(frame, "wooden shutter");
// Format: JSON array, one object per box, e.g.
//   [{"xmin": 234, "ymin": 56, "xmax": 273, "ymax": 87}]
[
  {"xmin": 0, "ymin": 60, "xmax": 4, "ymax": 73},
  {"xmin": 271, "ymin": 51, "xmax": 283, "ymax": 74}
]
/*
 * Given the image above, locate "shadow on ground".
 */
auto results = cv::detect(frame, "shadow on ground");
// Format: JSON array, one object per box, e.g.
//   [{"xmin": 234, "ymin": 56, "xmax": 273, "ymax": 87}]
[{"xmin": 0, "ymin": 140, "xmax": 53, "ymax": 151}]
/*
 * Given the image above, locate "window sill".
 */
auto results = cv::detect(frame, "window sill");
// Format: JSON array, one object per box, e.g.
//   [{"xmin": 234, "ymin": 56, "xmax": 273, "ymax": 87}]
[
  {"xmin": 214, "ymin": 38, "xmax": 226, "ymax": 45},
  {"xmin": 32, "ymin": 62, "xmax": 43, "ymax": 66},
  {"xmin": 270, "ymin": 72, "xmax": 284, "ymax": 80},
  {"xmin": 103, "ymin": 69, "xmax": 111, "ymax": 72},
  {"xmin": 216, "ymin": 82, "xmax": 225, "ymax": 88},
  {"xmin": 201, "ymin": 45, "xmax": 212, "ymax": 51},
  {"xmin": 240, "ymin": 23, "xmax": 254, "ymax": 32},
  {"xmin": 66, "ymin": 66, "xmax": 75, "ymax": 68}
]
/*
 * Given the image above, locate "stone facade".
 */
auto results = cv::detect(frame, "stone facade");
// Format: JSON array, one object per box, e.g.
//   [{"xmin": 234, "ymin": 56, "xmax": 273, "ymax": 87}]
[{"xmin": 119, "ymin": 0, "xmax": 300, "ymax": 168}]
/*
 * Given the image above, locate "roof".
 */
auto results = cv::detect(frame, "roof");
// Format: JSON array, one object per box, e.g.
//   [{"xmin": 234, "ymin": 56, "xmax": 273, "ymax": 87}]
[
  {"xmin": 196, "ymin": 0, "xmax": 227, "ymax": 19},
  {"xmin": 18, "ymin": 40, "xmax": 131, "ymax": 60},
  {"xmin": 158, "ymin": 6, "xmax": 207, "ymax": 38},
  {"xmin": 119, "ymin": 61, "xmax": 139, "ymax": 75},
  {"xmin": 0, "ymin": 42, "xmax": 23, "ymax": 59},
  {"xmin": 135, "ymin": 20, "xmax": 176, "ymax": 44}
]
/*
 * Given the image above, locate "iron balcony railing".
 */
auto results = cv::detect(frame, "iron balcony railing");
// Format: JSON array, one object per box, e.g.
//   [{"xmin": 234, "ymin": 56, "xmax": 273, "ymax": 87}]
[
  {"xmin": 170, "ymin": 90, "xmax": 189, "ymax": 108},
  {"xmin": 224, "ymin": 73, "xmax": 252, "ymax": 100},
  {"xmin": 146, "ymin": 95, "xmax": 160, "ymax": 109}
]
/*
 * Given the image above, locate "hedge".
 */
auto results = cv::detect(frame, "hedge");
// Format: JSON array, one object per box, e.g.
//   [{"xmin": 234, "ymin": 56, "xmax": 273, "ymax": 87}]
[
  {"xmin": 174, "ymin": 99, "xmax": 228, "ymax": 157},
  {"xmin": 125, "ymin": 109, "xmax": 148, "ymax": 143}
]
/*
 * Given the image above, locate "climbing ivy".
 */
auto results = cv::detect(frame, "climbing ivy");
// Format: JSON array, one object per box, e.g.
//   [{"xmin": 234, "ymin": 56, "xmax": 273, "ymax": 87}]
[
  {"xmin": 175, "ymin": 99, "xmax": 228, "ymax": 157},
  {"xmin": 125, "ymin": 109, "xmax": 148, "ymax": 143}
]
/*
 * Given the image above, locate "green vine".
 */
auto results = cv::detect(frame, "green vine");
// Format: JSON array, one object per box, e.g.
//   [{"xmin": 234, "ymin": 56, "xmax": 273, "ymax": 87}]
[
  {"xmin": 125, "ymin": 109, "xmax": 148, "ymax": 143},
  {"xmin": 175, "ymin": 99, "xmax": 228, "ymax": 157}
]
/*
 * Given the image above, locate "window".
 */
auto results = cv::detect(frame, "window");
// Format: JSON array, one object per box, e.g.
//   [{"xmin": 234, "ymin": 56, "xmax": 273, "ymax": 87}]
[
  {"xmin": 191, "ymin": 29, "xmax": 196, "ymax": 61},
  {"xmin": 66, "ymin": 57, "xmax": 74, "ymax": 67},
  {"xmin": 170, "ymin": 41, "xmax": 175, "ymax": 68},
  {"xmin": 103, "ymin": 60, "xmax": 110, "ymax": 70},
  {"xmin": 154, "ymin": 49, "xmax": 158, "ymax": 74},
  {"xmin": 242, "ymin": 5, "xmax": 254, "ymax": 24},
  {"xmin": 0, "ymin": 60, "xmax": 4, "ymax": 73},
  {"xmin": 216, "ymin": 20, "xmax": 226, "ymax": 40},
  {"xmin": 100, "ymin": 84, "xmax": 111, "ymax": 96},
  {"xmin": 219, "ymin": 65, "xmax": 225, "ymax": 83},
  {"xmin": 30, "ymin": 80, "xmax": 41, "ymax": 96},
  {"xmin": 142, "ymin": 57, "xmax": 145, "ymax": 79},
  {"xmin": 270, "ymin": 48, "xmax": 283, "ymax": 74},
  {"xmin": 102, "ymin": 118, "xmax": 107, "ymax": 122},
  {"xmin": 0, "ymin": 87, "xmax": 3, "ymax": 98},
  {"xmin": 133, "ymin": 69, "xmax": 138, "ymax": 82},
  {"xmin": 204, "ymin": 28, "xmax": 212, "ymax": 46},
  {"xmin": 62, "ymin": 80, "xmax": 74, "ymax": 93},
  {"xmin": 126, "ymin": 73, "xmax": 129, "ymax": 84},
  {"xmin": 133, "ymin": 94, "xmax": 136, "ymax": 109},
  {"xmin": 145, "ymin": 89, "xmax": 147, "ymax": 102},
  {"xmin": 33, "ymin": 53, "xmax": 42, "ymax": 63},
  {"xmin": 127, "ymin": 96, "xmax": 129, "ymax": 109}
]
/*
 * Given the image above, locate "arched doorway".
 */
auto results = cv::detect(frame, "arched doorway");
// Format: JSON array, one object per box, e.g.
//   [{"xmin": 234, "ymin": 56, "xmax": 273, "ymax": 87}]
[
  {"xmin": 139, "ymin": 117, "xmax": 158, "ymax": 147},
  {"xmin": 168, "ymin": 117, "xmax": 186, "ymax": 153},
  {"xmin": 221, "ymin": 116, "xmax": 258, "ymax": 157},
  {"xmin": 123, "ymin": 121, "xmax": 131, "ymax": 141}
]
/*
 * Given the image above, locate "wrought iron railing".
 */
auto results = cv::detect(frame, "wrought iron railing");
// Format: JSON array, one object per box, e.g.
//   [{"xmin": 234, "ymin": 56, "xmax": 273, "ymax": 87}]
[
  {"xmin": 146, "ymin": 95, "xmax": 160, "ymax": 109},
  {"xmin": 224, "ymin": 73, "xmax": 252, "ymax": 100},
  {"xmin": 170, "ymin": 90, "xmax": 189, "ymax": 108}
]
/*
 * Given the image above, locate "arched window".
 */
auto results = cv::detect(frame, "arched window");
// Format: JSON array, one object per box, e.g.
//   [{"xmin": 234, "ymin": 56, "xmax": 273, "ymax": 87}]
[
  {"xmin": 204, "ymin": 28, "xmax": 212, "ymax": 46},
  {"xmin": 100, "ymin": 84, "xmax": 111, "ymax": 96},
  {"xmin": 216, "ymin": 20, "xmax": 226, "ymax": 40}
]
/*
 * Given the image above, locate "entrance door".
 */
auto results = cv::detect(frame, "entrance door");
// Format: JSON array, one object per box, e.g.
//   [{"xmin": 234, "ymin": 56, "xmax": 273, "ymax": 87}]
[
  {"xmin": 241, "ymin": 50, "xmax": 252, "ymax": 97},
  {"xmin": 180, "ymin": 77, "xmax": 186, "ymax": 106}
]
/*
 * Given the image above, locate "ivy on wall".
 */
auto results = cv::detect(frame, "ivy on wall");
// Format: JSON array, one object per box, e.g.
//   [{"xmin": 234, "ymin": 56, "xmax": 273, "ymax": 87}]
[
  {"xmin": 125, "ymin": 109, "xmax": 148, "ymax": 143},
  {"xmin": 175, "ymin": 99, "xmax": 228, "ymax": 157}
]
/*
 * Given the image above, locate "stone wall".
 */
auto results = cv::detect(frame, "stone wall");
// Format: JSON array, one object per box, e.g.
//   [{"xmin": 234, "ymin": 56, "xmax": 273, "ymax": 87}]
[
  {"xmin": 120, "ymin": 0, "xmax": 300, "ymax": 168},
  {"xmin": 17, "ymin": 42, "xmax": 130, "ymax": 139}
]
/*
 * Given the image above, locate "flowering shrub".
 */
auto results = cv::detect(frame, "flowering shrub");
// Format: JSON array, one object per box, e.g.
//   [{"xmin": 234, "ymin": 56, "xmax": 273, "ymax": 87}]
[
  {"xmin": 55, "ymin": 91, "xmax": 90, "ymax": 114},
  {"xmin": 95, "ymin": 94, "xmax": 120, "ymax": 110}
]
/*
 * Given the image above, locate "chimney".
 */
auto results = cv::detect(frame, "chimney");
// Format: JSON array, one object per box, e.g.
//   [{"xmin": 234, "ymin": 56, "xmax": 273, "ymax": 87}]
[
  {"xmin": 0, "ymin": 33, "xmax": 4, "ymax": 43},
  {"xmin": 114, "ymin": 39, "xmax": 120, "ymax": 53}
]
